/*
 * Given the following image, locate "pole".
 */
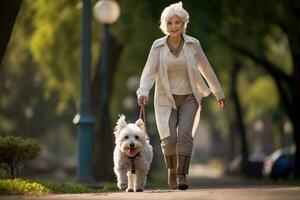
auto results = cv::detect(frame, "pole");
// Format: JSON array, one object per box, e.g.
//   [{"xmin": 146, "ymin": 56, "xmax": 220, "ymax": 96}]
[{"xmin": 73, "ymin": 0, "xmax": 95, "ymax": 183}]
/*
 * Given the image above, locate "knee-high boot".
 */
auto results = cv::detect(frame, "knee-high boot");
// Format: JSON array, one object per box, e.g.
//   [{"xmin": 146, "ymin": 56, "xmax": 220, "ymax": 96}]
[
  {"xmin": 177, "ymin": 155, "xmax": 191, "ymax": 190},
  {"xmin": 163, "ymin": 154, "xmax": 177, "ymax": 189}
]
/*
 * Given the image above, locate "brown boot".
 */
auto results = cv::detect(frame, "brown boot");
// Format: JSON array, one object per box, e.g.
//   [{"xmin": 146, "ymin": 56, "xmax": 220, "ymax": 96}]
[
  {"xmin": 168, "ymin": 168, "xmax": 177, "ymax": 189},
  {"xmin": 177, "ymin": 155, "xmax": 191, "ymax": 190},
  {"xmin": 164, "ymin": 154, "xmax": 177, "ymax": 189}
]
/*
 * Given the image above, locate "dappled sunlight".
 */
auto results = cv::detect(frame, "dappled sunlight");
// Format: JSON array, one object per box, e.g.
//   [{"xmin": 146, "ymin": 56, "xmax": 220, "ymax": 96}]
[{"xmin": 189, "ymin": 163, "xmax": 223, "ymax": 178}]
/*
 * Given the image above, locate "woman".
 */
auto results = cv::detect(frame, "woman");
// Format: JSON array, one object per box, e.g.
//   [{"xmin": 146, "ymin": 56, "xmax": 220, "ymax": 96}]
[{"xmin": 137, "ymin": 2, "xmax": 225, "ymax": 190}]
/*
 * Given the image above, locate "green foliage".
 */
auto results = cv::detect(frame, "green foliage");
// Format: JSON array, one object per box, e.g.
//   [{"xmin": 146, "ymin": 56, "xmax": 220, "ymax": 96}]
[
  {"xmin": 0, "ymin": 179, "xmax": 120, "ymax": 194},
  {"xmin": 99, "ymin": 181, "xmax": 118, "ymax": 192},
  {"xmin": 0, "ymin": 0, "xmax": 75, "ymax": 139},
  {"xmin": 243, "ymin": 76, "xmax": 279, "ymax": 122},
  {"xmin": 0, "ymin": 116, "xmax": 15, "ymax": 133},
  {"xmin": 40, "ymin": 180, "xmax": 120, "ymax": 193},
  {"xmin": 0, "ymin": 179, "xmax": 119, "ymax": 195},
  {"xmin": 29, "ymin": 0, "xmax": 82, "ymax": 113},
  {"xmin": 0, "ymin": 136, "xmax": 41, "ymax": 179},
  {"xmin": 44, "ymin": 182, "xmax": 93, "ymax": 194},
  {"xmin": 0, "ymin": 179, "xmax": 50, "ymax": 195},
  {"xmin": 264, "ymin": 26, "xmax": 293, "ymax": 75}
]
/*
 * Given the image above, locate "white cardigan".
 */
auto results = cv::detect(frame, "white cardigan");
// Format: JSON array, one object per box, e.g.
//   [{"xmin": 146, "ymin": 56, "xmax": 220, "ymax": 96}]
[{"xmin": 137, "ymin": 34, "xmax": 225, "ymax": 139}]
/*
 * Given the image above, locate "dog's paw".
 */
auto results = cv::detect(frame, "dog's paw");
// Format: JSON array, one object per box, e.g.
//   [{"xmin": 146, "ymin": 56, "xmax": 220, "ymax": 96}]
[
  {"xmin": 126, "ymin": 188, "xmax": 134, "ymax": 192},
  {"xmin": 117, "ymin": 183, "xmax": 127, "ymax": 191},
  {"xmin": 136, "ymin": 188, "xmax": 144, "ymax": 192}
]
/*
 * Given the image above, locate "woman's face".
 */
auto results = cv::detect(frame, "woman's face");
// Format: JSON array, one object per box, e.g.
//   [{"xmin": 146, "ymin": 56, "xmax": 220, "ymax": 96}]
[{"xmin": 166, "ymin": 15, "xmax": 184, "ymax": 37}]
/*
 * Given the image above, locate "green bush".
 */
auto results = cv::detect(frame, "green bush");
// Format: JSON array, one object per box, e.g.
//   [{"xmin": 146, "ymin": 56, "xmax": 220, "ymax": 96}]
[
  {"xmin": 0, "ymin": 178, "xmax": 121, "ymax": 194},
  {"xmin": 0, "ymin": 136, "xmax": 42, "ymax": 179},
  {"xmin": 0, "ymin": 179, "xmax": 50, "ymax": 195},
  {"xmin": 0, "ymin": 179, "xmax": 104, "ymax": 194}
]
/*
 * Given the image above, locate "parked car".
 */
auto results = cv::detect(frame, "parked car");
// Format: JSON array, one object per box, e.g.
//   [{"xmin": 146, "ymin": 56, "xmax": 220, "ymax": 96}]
[{"xmin": 263, "ymin": 146, "xmax": 295, "ymax": 180}]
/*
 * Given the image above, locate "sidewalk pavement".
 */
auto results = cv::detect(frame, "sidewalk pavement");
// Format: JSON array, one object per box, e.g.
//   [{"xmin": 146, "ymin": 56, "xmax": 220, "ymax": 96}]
[
  {"xmin": 2, "ymin": 187, "xmax": 300, "ymax": 200},
  {"xmin": 1, "ymin": 164, "xmax": 300, "ymax": 200}
]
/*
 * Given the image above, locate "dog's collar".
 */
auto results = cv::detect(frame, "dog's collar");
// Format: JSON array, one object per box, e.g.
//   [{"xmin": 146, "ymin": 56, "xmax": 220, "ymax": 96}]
[
  {"xmin": 126, "ymin": 152, "xmax": 141, "ymax": 159},
  {"xmin": 126, "ymin": 152, "xmax": 141, "ymax": 174}
]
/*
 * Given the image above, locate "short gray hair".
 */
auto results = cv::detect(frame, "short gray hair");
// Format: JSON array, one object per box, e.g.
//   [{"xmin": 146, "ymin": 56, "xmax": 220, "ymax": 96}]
[{"xmin": 159, "ymin": 2, "xmax": 190, "ymax": 35}]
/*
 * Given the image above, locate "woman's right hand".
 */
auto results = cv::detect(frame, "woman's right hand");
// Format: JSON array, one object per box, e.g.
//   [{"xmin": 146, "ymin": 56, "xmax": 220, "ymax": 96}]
[{"xmin": 138, "ymin": 95, "xmax": 148, "ymax": 106}]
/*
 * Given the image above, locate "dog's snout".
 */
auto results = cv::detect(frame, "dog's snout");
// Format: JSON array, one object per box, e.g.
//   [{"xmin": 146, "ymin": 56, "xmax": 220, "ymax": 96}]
[{"xmin": 129, "ymin": 143, "xmax": 135, "ymax": 148}]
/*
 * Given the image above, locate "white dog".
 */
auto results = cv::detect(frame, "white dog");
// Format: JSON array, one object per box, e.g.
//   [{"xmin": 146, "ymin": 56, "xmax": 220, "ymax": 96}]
[{"xmin": 113, "ymin": 115, "xmax": 153, "ymax": 192}]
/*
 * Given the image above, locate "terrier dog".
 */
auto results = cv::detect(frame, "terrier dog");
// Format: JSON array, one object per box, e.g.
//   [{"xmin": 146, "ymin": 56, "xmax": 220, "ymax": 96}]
[{"xmin": 113, "ymin": 115, "xmax": 153, "ymax": 192}]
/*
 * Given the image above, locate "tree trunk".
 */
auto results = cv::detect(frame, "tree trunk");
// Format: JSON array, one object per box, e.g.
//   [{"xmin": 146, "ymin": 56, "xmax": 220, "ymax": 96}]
[
  {"xmin": 10, "ymin": 164, "xmax": 15, "ymax": 179},
  {"xmin": 91, "ymin": 28, "xmax": 123, "ymax": 181},
  {"xmin": 290, "ymin": 51, "xmax": 300, "ymax": 178},
  {"xmin": 0, "ymin": 0, "xmax": 23, "ymax": 66},
  {"xmin": 230, "ymin": 61, "xmax": 249, "ymax": 174},
  {"xmin": 228, "ymin": 122, "xmax": 237, "ymax": 161}
]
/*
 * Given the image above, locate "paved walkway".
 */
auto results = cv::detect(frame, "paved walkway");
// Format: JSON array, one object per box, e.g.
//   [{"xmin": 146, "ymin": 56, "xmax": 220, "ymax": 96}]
[
  {"xmin": 1, "ymin": 164, "xmax": 299, "ymax": 200},
  {"xmin": 2, "ymin": 187, "xmax": 300, "ymax": 200}
]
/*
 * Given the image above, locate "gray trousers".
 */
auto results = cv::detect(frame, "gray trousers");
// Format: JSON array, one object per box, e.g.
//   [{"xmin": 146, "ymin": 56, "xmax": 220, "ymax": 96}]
[{"xmin": 161, "ymin": 94, "xmax": 199, "ymax": 157}]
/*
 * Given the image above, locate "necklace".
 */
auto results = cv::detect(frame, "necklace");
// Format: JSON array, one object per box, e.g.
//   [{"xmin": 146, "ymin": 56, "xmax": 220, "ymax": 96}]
[{"xmin": 167, "ymin": 36, "xmax": 184, "ymax": 57}]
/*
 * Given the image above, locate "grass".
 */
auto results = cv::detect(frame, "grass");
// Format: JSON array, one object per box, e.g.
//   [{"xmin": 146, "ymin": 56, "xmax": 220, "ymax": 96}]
[
  {"xmin": 0, "ymin": 179, "xmax": 120, "ymax": 195},
  {"xmin": 147, "ymin": 170, "xmax": 168, "ymax": 189},
  {"xmin": 0, "ymin": 170, "xmax": 168, "ymax": 195},
  {"xmin": 0, "ymin": 179, "xmax": 50, "ymax": 195},
  {"xmin": 99, "ymin": 181, "xmax": 119, "ymax": 192},
  {"xmin": 44, "ymin": 182, "xmax": 94, "ymax": 194}
]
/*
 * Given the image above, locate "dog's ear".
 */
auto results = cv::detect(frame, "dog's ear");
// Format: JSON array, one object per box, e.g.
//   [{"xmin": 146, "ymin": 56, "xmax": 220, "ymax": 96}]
[
  {"xmin": 114, "ymin": 115, "xmax": 127, "ymax": 136},
  {"xmin": 135, "ymin": 118, "xmax": 145, "ymax": 131}
]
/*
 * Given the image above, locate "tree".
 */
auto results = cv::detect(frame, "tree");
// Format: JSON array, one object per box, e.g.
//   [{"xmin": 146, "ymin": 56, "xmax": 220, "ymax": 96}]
[
  {"xmin": 0, "ymin": 0, "xmax": 23, "ymax": 66},
  {"xmin": 91, "ymin": 27, "xmax": 123, "ymax": 180},
  {"xmin": 220, "ymin": 0, "xmax": 300, "ymax": 177},
  {"xmin": 230, "ymin": 61, "xmax": 249, "ymax": 173},
  {"xmin": 0, "ymin": 136, "xmax": 41, "ymax": 179},
  {"xmin": 0, "ymin": 0, "xmax": 74, "ymax": 139}
]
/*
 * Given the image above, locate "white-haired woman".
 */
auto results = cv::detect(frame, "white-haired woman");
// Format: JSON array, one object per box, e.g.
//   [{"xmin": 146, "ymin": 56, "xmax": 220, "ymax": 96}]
[{"xmin": 137, "ymin": 2, "xmax": 225, "ymax": 190}]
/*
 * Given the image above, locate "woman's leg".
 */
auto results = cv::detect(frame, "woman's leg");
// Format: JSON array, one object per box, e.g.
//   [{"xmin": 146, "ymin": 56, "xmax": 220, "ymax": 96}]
[
  {"xmin": 161, "ymin": 108, "xmax": 178, "ymax": 189},
  {"xmin": 176, "ymin": 94, "xmax": 198, "ymax": 190}
]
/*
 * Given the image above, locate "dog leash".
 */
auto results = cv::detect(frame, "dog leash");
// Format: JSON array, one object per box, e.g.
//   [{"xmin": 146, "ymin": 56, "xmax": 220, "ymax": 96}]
[
  {"xmin": 127, "ymin": 152, "xmax": 140, "ymax": 174},
  {"xmin": 127, "ymin": 105, "xmax": 149, "ymax": 174},
  {"xmin": 139, "ymin": 104, "xmax": 149, "ymax": 138}
]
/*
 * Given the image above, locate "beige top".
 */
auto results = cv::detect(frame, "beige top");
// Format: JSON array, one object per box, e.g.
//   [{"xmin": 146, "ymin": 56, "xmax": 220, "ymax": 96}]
[{"xmin": 166, "ymin": 50, "xmax": 192, "ymax": 95}]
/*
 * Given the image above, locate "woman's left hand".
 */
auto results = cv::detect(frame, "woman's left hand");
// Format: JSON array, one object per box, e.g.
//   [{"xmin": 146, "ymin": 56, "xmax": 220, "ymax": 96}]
[{"xmin": 218, "ymin": 98, "xmax": 225, "ymax": 109}]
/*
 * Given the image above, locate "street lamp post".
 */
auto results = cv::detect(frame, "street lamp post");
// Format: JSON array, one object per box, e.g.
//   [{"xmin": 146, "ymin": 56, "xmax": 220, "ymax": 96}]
[
  {"xmin": 73, "ymin": 0, "xmax": 95, "ymax": 183},
  {"xmin": 93, "ymin": 0, "xmax": 120, "ymax": 150}
]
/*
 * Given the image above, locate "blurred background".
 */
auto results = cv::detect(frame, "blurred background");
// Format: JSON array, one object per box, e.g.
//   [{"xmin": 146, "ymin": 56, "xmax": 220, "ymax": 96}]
[{"xmin": 0, "ymin": 0, "xmax": 299, "ymax": 186}]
